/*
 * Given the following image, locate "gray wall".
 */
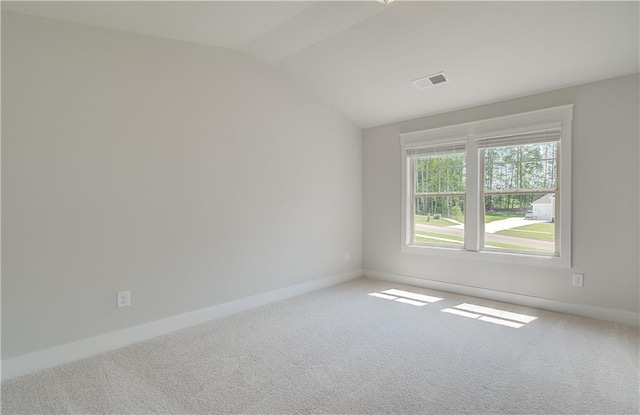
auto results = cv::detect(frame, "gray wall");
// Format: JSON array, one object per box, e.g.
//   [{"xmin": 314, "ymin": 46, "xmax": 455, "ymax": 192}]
[
  {"xmin": 1, "ymin": 13, "xmax": 362, "ymax": 359},
  {"xmin": 363, "ymin": 74, "xmax": 639, "ymax": 314}
]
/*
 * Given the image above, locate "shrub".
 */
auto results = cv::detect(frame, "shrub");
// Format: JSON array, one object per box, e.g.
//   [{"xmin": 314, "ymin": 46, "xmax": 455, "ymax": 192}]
[{"xmin": 451, "ymin": 205, "xmax": 463, "ymax": 222}]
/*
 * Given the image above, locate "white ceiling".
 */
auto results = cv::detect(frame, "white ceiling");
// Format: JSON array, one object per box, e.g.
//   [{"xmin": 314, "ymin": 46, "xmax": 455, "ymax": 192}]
[{"xmin": 3, "ymin": 1, "xmax": 639, "ymax": 129}]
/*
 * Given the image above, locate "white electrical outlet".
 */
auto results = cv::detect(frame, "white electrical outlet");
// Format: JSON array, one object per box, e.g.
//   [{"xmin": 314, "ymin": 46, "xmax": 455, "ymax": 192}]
[
  {"xmin": 572, "ymin": 273, "xmax": 584, "ymax": 287},
  {"xmin": 117, "ymin": 290, "xmax": 131, "ymax": 308},
  {"xmin": 344, "ymin": 252, "xmax": 350, "ymax": 261}
]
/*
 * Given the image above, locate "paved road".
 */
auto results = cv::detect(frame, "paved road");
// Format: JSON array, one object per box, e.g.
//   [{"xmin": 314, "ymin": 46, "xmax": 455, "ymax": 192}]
[
  {"xmin": 448, "ymin": 217, "xmax": 549, "ymax": 233},
  {"xmin": 415, "ymin": 223, "xmax": 554, "ymax": 251}
]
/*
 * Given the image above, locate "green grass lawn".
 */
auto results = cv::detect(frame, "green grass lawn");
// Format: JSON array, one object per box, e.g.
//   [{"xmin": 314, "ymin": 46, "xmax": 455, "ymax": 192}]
[
  {"xmin": 415, "ymin": 211, "xmax": 527, "ymax": 225},
  {"xmin": 414, "ymin": 231, "xmax": 463, "ymax": 245},
  {"xmin": 496, "ymin": 223, "xmax": 555, "ymax": 242},
  {"xmin": 415, "ymin": 214, "xmax": 462, "ymax": 227},
  {"xmin": 414, "ymin": 231, "xmax": 548, "ymax": 252},
  {"xmin": 484, "ymin": 243, "xmax": 548, "ymax": 253}
]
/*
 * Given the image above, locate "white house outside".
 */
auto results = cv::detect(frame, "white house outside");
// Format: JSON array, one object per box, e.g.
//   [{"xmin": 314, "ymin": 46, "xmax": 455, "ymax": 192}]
[{"xmin": 532, "ymin": 194, "xmax": 555, "ymax": 220}]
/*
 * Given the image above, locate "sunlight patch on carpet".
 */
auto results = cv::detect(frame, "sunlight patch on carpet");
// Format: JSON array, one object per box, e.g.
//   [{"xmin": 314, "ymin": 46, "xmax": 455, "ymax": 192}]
[
  {"xmin": 441, "ymin": 303, "xmax": 538, "ymax": 328},
  {"xmin": 367, "ymin": 288, "xmax": 443, "ymax": 307},
  {"xmin": 381, "ymin": 289, "xmax": 443, "ymax": 304},
  {"xmin": 455, "ymin": 303, "xmax": 537, "ymax": 323},
  {"xmin": 441, "ymin": 308, "xmax": 481, "ymax": 319}
]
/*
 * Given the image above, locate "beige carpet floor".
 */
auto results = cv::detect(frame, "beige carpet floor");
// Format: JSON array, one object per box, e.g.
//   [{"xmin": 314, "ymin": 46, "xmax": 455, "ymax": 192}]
[{"xmin": 2, "ymin": 277, "xmax": 639, "ymax": 414}]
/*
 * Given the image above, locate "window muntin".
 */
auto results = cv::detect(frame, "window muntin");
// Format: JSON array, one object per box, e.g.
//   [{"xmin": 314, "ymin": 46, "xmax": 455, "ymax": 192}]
[{"xmin": 410, "ymin": 146, "xmax": 466, "ymax": 248}]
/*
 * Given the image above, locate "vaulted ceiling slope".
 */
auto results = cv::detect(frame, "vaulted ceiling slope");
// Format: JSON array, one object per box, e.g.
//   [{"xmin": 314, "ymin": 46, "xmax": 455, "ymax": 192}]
[{"xmin": 3, "ymin": 1, "xmax": 639, "ymax": 128}]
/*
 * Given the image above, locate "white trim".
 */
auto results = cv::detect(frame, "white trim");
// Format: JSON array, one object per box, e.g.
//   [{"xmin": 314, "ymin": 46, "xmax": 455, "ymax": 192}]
[
  {"xmin": 471, "ymin": 122, "xmax": 562, "ymax": 143},
  {"xmin": 400, "ymin": 104, "xmax": 574, "ymax": 142},
  {"xmin": 402, "ymin": 135, "xmax": 468, "ymax": 150},
  {"xmin": 364, "ymin": 269, "xmax": 640, "ymax": 327},
  {"xmin": 401, "ymin": 244, "xmax": 569, "ymax": 268},
  {"xmin": 1, "ymin": 270, "xmax": 363, "ymax": 381}
]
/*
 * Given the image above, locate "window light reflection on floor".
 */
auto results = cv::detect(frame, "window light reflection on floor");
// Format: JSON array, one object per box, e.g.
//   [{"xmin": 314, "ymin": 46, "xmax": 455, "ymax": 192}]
[
  {"xmin": 381, "ymin": 289, "xmax": 443, "ymax": 304},
  {"xmin": 455, "ymin": 303, "xmax": 537, "ymax": 323},
  {"xmin": 442, "ymin": 303, "xmax": 537, "ymax": 328},
  {"xmin": 368, "ymin": 289, "xmax": 443, "ymax": 307}
]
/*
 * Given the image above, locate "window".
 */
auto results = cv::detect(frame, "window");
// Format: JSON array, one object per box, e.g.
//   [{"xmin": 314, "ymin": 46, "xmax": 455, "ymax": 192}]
[
  {"xmin": 409, "ymin": 143, "xmax": 466, "ymax": 248},
  {"xmin": 401, "ymin": 105, "xmax": 573, "ymax": 267},
  {"xmin": 479, "ymin": 130, "xmax": 559, "ymax": 255}
]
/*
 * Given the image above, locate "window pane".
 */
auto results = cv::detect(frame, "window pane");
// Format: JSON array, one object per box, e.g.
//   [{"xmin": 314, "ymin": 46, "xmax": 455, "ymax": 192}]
[
  {"xmin": 414, "ymin": 153, "xmax": 465, "ymax": 194},
  {"xmin": 413, "ymin": 196, "xmax": 465, "ymax": 247},
  {"xmin": 484, "ymin": 142, "xmax": 558, "ymax": 191},
  {"xmin": 483, "ymin": 193, "xmax": 556, "ymax": 255}
]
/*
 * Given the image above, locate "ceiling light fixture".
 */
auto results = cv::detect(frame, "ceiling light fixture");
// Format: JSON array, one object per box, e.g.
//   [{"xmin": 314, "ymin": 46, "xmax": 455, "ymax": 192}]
[{"xmin": 377, "ymin": 0, "xmax": 395, "ymax": 4}]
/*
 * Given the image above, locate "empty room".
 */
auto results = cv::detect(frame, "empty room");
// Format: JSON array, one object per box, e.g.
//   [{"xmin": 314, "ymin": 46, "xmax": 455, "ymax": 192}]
[{"xmin": 1, "ymin": 1, "xmax": 639, "ymax": 414}]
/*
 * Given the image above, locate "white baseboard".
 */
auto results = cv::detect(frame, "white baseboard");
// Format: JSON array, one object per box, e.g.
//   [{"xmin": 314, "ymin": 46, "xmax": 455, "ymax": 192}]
[
  {"xmin": 1, "ymin": 270, "xmax": 363, "ymax": 381},
  {"xmin": 364, "ymin": 269, "xmax": 640, "ymax": 327}
]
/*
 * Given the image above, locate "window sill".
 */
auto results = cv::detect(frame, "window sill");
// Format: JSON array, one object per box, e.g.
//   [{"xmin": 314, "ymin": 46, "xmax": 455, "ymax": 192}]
[{"xmin": 401, "ymin": 244, "xmax": 570, "ymax": 268}]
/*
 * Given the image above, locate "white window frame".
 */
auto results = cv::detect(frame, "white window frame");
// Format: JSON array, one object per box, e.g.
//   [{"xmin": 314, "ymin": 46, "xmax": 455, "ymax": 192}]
[{"xmin": 400, "ymin": 105, "xmax": 573, "ymax": 268}]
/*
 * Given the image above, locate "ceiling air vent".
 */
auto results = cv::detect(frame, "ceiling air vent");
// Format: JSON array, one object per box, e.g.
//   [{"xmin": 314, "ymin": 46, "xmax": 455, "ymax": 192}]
[{"xmin": 413, "ymin": 72, "xmax": 449, "ymax": 90}]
